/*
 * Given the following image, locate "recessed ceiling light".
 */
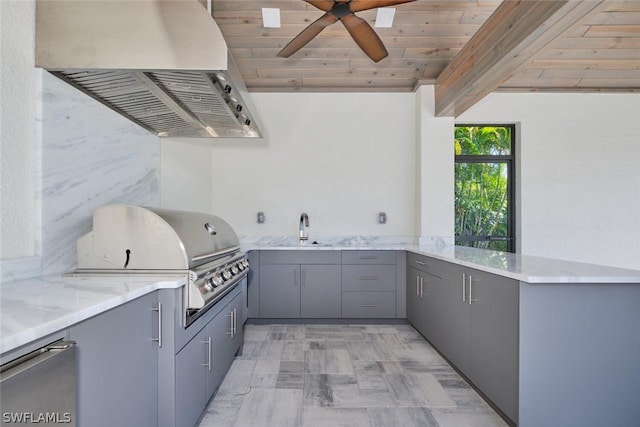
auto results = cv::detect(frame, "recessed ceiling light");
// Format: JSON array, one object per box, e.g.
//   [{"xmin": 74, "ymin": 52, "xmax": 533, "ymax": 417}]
[
  {"xmin": 375, "ymin": 7, "xmax": 396, "ymax": 28},
  {"xmin": 262, "ymin": 8, "xmax": 281, "ymax": 28}
]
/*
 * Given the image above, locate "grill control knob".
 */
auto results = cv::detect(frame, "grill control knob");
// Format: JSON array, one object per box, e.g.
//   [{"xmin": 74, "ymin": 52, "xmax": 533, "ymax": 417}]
[
  {"xmin": 202, "ymin": 279, "xmax": 214, "ymax": 292},
  {"xmin": 211, "ymin": 274, "xmax": 224, "ymax": 287},
  {"xmin": 236, "ymin": 262, "xmax": 245, "ymax": 272},
  {"xmin": 231, "ymin": 265, "xmax": 239, "ymax": 275},
  {"xmin": 222, "ymin": 270, "xmax": 233, "ymax": 280}
]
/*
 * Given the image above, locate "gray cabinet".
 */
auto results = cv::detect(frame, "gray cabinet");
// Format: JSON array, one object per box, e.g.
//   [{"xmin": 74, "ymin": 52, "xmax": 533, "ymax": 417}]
[
  {"xmin": 407, "ymin": 263, "xmax": 441, "ymax": 345},
  {"xmin": 465, "ymin": 267, "xmax": 519, "ymax": 423},
  {"xmin": 254, "ymin": 250, "xmax": 400, "ymax": 319},
  {"xmin": 175, "ymin": 325, "xmax": 208, "ymax": 427},
  {"xmin": 437, "ymin": 262, "xmax": 472, "ymax": 375},
  {"xmin": 260, "ymin": 264, "xmax": 301, "ymax": 317},
  {"xmin": 406, "ymin": 267, "xmax": 426, "ymax": 331},
  {"xmin": 301, "ymin": 264, "xmax": 342, "ymax": 318},
  {"xmin": 69, "ymin": 292, "xmax": 159, "ymax": 427},
  {"xmin": 258, "ymin": 251, "xmax": 342, "ymax": 318},
  {"xmin": 342, "ymin": 251, "xmax": 397, "ymax": 318},
  {"xmin": 208, "ymin": 292, "xmax": 243, "ymax": 395},
  {"xmin": 174, "ymin": 291, "xmax": 243, "ymax": 427},
  {"xmin": 406, "ymin": 254, "xmax": 519, "ymax": 424}
]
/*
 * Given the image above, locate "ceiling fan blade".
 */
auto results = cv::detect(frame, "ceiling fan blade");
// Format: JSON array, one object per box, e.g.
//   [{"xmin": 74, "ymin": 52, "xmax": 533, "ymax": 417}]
[
  {"xmin": 341, "ymin": 14, "xmax": 388, "ymax": 62},
  {"xmin": 277, "ymin": 12, "xmax": 339, "ymax": 58},
  {"xmin": 304, "ymin": 0, "xmax": 335, "ymax": 12},
  {"xmin": 350, "ymin": 0, "xmax": 417, "ymax": 13}
]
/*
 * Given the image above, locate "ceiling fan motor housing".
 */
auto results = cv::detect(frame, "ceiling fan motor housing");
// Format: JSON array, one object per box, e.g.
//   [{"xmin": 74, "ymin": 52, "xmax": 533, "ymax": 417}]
[{"xmin": 332, "ymin": 2, "xmax": 351, "ymax": 19}]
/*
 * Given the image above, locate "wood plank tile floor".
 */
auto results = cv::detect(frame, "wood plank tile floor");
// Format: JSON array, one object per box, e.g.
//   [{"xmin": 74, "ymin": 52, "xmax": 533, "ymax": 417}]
[{"xmin": 198, "ymin": 324, "xmax": 508, "ymax": 427}]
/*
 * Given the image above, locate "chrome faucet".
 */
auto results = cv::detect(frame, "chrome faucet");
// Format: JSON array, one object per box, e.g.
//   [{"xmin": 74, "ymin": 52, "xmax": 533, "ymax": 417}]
[{"xmin": 299, "ymin": 213, "xmax": 309, "ymax": 243}]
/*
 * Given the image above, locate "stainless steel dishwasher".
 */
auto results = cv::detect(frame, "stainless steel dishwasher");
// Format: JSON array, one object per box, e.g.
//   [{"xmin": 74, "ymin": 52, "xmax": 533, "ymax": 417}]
[{"xmin": 1, "ymin": 341, "xmax": 76, "ymax": 426}]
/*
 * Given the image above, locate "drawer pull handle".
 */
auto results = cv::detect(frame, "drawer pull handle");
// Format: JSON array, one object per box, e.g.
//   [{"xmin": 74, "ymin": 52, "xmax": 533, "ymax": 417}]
[
  {"xmin": 152, "ymin": 303, "xmax": 162, "ymax": 348},
  {"xmin": 415, "ymin": 261, "xmax": 426, "ymax": 266},
  {"xmin": 360, "ymin": 276, "xmax": 379, "ymax": 280},
  {"xmin": 462, "ymin": 273, "xmax": 467, "ymax": 302},
  {"xmin": 360, "ymin": 304, "xmax": 379, "ymax": 308},
  {"xmin": 203, "ymin": 337, "xmax": 211, "ymax": 371},
  {"xmin": 359, "ymin": 256, "xmax": 378, "ymax": 260}
]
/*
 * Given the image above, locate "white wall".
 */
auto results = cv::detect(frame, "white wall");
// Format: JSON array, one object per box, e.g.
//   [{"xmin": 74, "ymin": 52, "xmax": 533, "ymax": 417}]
[
  {"xmin": 164, "ymin": 92, "xmax": 417, "ymax": 239},
  {"xmin": 458, "ymin": 93, "xmax": 640, "ymax": 269},
  {"xmin": 415, "ymin": 86, "xmax": 454, "ymax": 245}
]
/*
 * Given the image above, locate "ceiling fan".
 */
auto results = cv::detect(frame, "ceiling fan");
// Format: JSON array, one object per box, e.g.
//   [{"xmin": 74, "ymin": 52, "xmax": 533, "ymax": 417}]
[{"xmin": 277, "ymin": 0, "xmax": 417, "ymax": 63}]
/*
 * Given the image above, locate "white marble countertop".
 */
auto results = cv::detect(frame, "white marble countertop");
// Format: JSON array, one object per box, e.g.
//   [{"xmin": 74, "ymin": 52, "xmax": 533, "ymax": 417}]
[
  {"xmin": 241, "ymin": 236, "xmax": 640, "ymax": 284},
  {"xmin": 0, "ymin": 274, "xmax": 184, "ymax": 355},
  {"xmin": 3, "ymin": 237, "xmax": 638, "ymax": 355}
]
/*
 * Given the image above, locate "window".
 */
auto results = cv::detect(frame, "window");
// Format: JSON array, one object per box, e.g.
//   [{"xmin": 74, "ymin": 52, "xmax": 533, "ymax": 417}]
[{"xmin": 454, "ymin": 125, "xmax": 515, "ymax": 252}]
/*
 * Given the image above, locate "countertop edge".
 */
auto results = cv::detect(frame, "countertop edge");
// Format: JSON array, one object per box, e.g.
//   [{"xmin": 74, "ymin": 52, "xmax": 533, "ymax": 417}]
[
  {"xmin": 244, "ymin": 244, "xmax": 640, "ymax": 283},
  {"xmin": 1, "ymin": 276, "xmax": 185, "ymax": 355}
]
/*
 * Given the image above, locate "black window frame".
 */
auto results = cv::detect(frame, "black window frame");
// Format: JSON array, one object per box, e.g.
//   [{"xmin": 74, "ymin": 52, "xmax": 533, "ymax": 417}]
[{"xmin": 454, "ymin": 124, "xmax": 516, "ymax": 253}]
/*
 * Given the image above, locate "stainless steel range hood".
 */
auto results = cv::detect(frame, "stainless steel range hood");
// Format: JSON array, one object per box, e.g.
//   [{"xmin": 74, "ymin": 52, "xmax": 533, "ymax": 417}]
[{"xmin": 35, "ymin": 0, "xmax": 262, "ymax": 138}]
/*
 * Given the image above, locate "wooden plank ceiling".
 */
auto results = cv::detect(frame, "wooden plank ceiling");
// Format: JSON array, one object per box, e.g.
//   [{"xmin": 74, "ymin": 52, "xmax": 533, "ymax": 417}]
[{"xmin": 212, "ymin": 0, "xmax": 640, "ymax": 116}]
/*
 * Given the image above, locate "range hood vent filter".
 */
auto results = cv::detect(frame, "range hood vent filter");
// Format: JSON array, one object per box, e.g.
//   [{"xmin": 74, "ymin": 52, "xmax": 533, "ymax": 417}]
[
  {"xmin": 52, "ymin": 69, "xmax": 260, "ymax": 138},
  {"xmin": 36, "ymin": 0, "xmax": 262, "ymax": 139}
]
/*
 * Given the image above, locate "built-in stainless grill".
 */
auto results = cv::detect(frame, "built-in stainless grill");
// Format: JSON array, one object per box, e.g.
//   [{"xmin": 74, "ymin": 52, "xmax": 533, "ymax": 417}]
[{"xmin": 76, "ymin": 204, "xmax": 248, "ymax": 327}]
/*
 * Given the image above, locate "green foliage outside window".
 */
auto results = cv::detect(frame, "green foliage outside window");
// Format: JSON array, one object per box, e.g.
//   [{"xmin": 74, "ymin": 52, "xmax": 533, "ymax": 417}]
[{"xmin": 455, "ymin": 126, "xmax": 513, "ymax": 252}]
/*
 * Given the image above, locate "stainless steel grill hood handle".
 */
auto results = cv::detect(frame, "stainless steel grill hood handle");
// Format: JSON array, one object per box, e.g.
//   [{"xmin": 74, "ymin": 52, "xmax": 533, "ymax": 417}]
[{"xmin": 35, "ymin": 0, "xmax": 263, "ymax": 139}]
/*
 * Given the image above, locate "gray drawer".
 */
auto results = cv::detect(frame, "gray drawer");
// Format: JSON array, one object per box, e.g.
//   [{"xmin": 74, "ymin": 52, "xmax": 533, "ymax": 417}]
[
  {"xmin": 260, "ymin": 250, "xmax": 341, "ymax": 264},
  {"xmin": 342, "ymin": 265, "xmax": 396, "ymax": 291},
  {"xmin": 406, "ymin": 252, "xmax": 444, "ymax": 278},
  {"xmin": 342, "ymin": 251, "xmax": 396, "ymax": 265},
  {"xmin": 341, "ymin": 292, "xmax": 396, "ymax": 318}
]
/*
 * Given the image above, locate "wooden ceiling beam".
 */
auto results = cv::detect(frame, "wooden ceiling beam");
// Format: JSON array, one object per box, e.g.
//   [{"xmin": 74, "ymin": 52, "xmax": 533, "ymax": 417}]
[{"xmin": 434, "ymin": 0, "xmax": 605, "ymax": 117}]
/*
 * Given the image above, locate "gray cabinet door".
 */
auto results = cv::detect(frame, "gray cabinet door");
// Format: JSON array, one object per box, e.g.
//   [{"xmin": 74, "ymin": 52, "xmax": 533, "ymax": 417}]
[
  {"xmin": 437, "ymin": 263, "xmax": 471, "ymax": 376},
  {"xmin": 468, "ymin": 269, "xmax": 519, "ymax": 423},
  {"xmin": 208, "ymin": 293, "xmax": 243, "ymax": 396},
  {"xmin": 407, "ymin": 267, "xmax": 439, "ymax": 343},
  {"xmin": 421, "ymin": 271, "xmax": 440, "ymax": 345},
  {"xmin": 69, "ymin": 292, "xmax": 159, "ymax": 427},
  {"xmin": 301, "ymin": 265, "xmax": 342, "ymax": 318},
  {"xmin": 175, "ymin": 325, "xmax": 208, "ymax": 427},
  {"xmin": 406, "ymin": 267, "xmax": 425, "ymax": 334},
  {"xmin": 259, "ymin": 264, "xmax": 300, "ymax": 318}
]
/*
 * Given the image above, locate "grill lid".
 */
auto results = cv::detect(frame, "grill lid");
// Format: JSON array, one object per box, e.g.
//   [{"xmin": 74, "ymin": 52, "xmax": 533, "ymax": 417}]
[{"xmin": 77, "ymin": 204, "xmax": 239, "ymax": 271}]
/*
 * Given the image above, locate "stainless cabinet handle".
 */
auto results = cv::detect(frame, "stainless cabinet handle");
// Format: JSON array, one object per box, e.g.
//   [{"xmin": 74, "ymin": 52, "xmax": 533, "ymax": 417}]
[
  {"xmin": 462, "ymin": 274, "xmax": 467, "ymax": 302},
  {"xmin": 359, "ymin": 256, "xmax": 378, "ymax": 260},
  {"xmin": 420, "ymin": 276, "xmax": 424, "ymax": 298},
  {"xmin": 233, "ymin": 308, "xmax": 237, "ymax": 336},
  {"xmin": 359, "ymin": 304, "xmax": 379, "ymax": 307},
  {"xmin": 360, "ymin": 276, "xmax": 379, "ymax": 281},
  {"xmin": 227, "ymin": 311, "xmax": 234, "ymax": 336},
  {"xmin": 152, "ymin": 303, "xmax": 162, "ymax": 348},
  {"xmin": 415, "ymin": 260, "xmax": 426, "ymax": 266},
  {"xmin": 294, "ymin": 269, "xmax": 298, "ymax": 287},
  {"xmin": 203, "ymin": 337, "xmax": 211, "ymax": 371},
  {"xmin": 416, "ymin": 276, "xmax": 420, "ymax": 297},
  {"xmin": 468, "ymin": 275, "xmax": 475, "ymax": 305}
]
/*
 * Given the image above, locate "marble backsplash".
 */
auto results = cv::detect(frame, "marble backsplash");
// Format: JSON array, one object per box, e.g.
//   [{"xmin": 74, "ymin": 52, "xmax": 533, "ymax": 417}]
[{"xmin": 1, "ymin": 71, "xmax": 161, "ymax": 282}]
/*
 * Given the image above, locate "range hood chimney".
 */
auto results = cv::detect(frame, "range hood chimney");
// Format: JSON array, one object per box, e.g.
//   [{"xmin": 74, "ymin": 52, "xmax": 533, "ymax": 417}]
[{"xmin": 36, "ymin": 0, "xmax": 262, "ymax": 138}]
